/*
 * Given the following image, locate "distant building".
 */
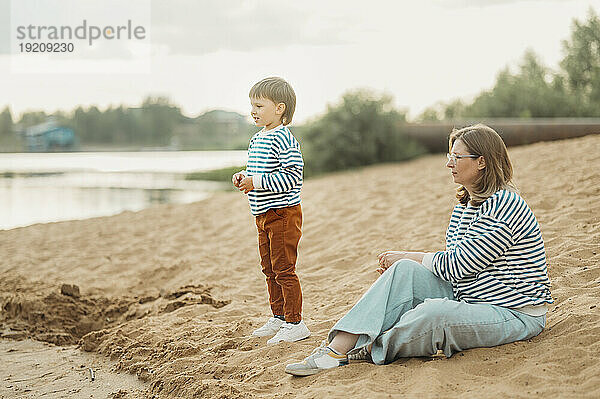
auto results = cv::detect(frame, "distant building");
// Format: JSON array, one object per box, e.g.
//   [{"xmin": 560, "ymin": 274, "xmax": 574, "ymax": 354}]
[
  {"xmin": 23, "ymin": 118, "xmax": 76, "ymax": 152},
  {"xmin": 172, "ymin": 110, "xmax": 254, "ymax": 150}
]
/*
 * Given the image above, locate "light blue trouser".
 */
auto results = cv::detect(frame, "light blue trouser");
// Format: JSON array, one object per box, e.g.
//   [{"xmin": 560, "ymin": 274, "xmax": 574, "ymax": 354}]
[{"xmin": 328, "ymin": 260, "xmax": 546, "ymax": 365}]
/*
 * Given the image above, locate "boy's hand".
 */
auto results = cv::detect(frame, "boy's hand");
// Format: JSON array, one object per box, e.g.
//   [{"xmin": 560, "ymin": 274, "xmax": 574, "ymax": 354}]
[
  {"xmin": 238, "ymin": 177, "xmax": 254, "ymax": 194},
  {"xmin": 232, "ymin": 172, "xmax": 244, "ymax": 188}
]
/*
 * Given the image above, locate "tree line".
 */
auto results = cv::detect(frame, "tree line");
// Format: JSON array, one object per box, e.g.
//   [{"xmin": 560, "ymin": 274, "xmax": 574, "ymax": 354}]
[
  {"xmin": 418, "ymin": 8, "xmax": 600, "ymax": 120},
  {"xmin": 0, "ymin": 97, "xmax": 255, "ymax": 151}
]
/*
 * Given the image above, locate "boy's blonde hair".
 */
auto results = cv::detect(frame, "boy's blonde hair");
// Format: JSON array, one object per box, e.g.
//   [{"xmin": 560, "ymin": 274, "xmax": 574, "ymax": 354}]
[{"xmin": 249, "ymin": 77, "xmax": 296, "ymax": 125}]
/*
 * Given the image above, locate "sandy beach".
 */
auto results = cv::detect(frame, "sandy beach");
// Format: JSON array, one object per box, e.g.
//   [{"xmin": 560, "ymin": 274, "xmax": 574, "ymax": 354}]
[{"xmin": 1, "ymin": 134, "xmax": 599, "ymax": 398}]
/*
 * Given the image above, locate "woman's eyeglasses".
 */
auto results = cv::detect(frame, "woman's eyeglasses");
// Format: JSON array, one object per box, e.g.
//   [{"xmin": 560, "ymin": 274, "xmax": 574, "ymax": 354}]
[{"xmin": 446, "ymin": 153, "xmax": 480, "ymax": 164}]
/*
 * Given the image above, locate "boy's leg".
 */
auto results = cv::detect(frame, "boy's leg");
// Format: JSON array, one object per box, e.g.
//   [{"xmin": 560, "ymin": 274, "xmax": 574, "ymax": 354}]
[
  {"xmin": 328, "ymin": 260, "xmax": 454, "ymax": 351},
  {"xmin": 256, "ymin": 214, "xmax": 284, "ymax": 317},
  {"xmin": 266, "ymin": 205, "xmax": 303, "ymax": 323},
  {"xmin": 371, "ymin": 298, "xmax": 546, "ymax": 364}
]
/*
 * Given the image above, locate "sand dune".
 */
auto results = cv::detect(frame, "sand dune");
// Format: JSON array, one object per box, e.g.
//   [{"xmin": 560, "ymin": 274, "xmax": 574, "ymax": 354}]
[{"xmin": 1, "ymin": 134, "xmax": 599, "ymax": 398}]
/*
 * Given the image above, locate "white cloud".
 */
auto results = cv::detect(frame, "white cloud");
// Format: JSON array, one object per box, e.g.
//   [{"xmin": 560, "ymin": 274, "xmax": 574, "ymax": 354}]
[
  {"xmin": 149, "ymin": 0, "xmax": 355, "ymax": 55},
  {"xmin": 432, "ymin": 0, "xmax": 567, "ymax": 8},
  {"xmin": 0, "ymin": 0, "xmax": 9, "ymax": 54}
]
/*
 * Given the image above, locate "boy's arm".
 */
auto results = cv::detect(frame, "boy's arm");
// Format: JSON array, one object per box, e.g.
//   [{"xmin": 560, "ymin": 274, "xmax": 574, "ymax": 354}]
[{"xmin": 252, "ymin": 146, "xmax": 303, "ymax": 193}]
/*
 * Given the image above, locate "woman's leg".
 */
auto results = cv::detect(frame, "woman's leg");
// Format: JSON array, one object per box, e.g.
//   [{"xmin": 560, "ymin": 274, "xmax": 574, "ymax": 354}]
[
  {"xmin": 327, "ymin": 259, "xmax": 454, "ymax": 354},
  {"xmin": 328, "ymin": 331, "xmax": 359, "ymax": 355},
  {"xmin": 371, "ymin": 298, "xmax": 546, "ymax": 364}
]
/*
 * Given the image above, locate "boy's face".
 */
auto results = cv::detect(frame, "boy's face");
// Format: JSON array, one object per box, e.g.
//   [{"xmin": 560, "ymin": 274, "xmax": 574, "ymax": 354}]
[{"xmin": 250, "ymin": 97, "xmax": 285, "ymax": 130}]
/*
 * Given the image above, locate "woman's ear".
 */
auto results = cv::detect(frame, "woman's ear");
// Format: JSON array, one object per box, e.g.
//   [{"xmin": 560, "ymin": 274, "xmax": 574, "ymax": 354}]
[{"xmin": 477, "ymin": 156, "xmax": 486, "ymax": 170}]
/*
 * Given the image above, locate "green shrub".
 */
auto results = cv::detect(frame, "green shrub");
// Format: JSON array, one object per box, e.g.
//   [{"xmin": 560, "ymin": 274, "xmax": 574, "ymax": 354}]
[{"xmin": 300, "ymin": 90, "xmax": 426, "ymax": 176}]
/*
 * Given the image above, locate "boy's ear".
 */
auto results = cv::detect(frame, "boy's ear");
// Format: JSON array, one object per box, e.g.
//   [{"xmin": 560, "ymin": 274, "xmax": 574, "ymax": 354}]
[{"xmin": 276, "ymin": 102, "xmax": 286, "ymax": 115}]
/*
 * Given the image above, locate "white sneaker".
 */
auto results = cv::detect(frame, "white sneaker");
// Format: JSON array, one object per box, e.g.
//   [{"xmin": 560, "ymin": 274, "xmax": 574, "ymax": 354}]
[
  {"xmin": 266, "ymin": 320, "xmax": 311, "ymax": 344},
  {"xmin": 251, "ymin": 317, "xmax": 284, "ymax": 337},
  {"xmin": 285, "ymin": 341, "xmax": 348, "ymax": 376}
]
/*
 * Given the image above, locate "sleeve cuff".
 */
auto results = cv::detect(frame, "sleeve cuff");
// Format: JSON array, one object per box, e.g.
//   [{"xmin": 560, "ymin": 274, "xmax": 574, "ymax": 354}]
[
  {"xmin": 421, "ymin": 253, "xmax": 435, "ymax": 272},
  {"xmin": 252, "ymin": 174, "xmax": 263, "ymax": 189}
]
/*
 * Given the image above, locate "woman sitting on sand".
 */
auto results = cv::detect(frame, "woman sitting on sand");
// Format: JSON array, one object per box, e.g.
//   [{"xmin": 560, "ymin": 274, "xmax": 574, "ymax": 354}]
[{"xmin": 285, "ymin": 124, "xmax": 553, "ymax": 376}]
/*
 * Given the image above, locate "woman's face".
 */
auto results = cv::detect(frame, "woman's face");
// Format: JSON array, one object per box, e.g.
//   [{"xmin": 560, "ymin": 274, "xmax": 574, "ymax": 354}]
[{"xmin": 446, "ymin": 139, "xmax": 484, "ymax": 190}]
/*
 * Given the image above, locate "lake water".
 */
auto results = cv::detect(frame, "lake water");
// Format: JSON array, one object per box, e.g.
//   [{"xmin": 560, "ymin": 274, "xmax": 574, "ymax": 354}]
[{"xmin": 0, "ymin": 151, "xmax": 247, "ymax": 230}]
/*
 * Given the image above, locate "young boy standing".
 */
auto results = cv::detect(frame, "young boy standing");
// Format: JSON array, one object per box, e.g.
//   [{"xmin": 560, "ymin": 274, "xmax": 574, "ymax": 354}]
[{"xmin": 232, "ymin": 77, "xmax": 310, "ymax": 344}]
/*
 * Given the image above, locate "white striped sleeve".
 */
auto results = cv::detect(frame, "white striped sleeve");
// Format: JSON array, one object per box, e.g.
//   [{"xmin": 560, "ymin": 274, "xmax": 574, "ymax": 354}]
[
  {"xmin": 432, "ymin": 215, "xmax": 514, "ymax": 282},
  {"xmin": 421, "ymin": 253, "xmax": 435, "ymax": 272},
  {"xmin": 260, "ymin": 145, "xmax": 303, "ymax": 193},
  {"xmin": 252, "ymin": 173, "xmax": 263, "ymax": 189}
]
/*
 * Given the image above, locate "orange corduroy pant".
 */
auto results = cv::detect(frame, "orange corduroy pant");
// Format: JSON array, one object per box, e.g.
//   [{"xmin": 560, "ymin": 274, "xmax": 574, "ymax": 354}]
[{"xmin": 255, "ymin": 204, "xmax": 303, "ymax": 323}]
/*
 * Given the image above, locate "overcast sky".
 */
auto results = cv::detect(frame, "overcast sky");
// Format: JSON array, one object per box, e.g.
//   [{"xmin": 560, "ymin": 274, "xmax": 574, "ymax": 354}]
[{"xmin": 1, "ymin": 0, "xmax": 598, "ymax": 122}]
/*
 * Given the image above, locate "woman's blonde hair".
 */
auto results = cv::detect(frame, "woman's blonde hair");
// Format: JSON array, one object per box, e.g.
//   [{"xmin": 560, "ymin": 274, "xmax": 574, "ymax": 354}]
[
  {"xmin": 249, "ymin": 77, "xmax": 296, "ymax": 125},
  {"xmin": 449, "ymin": 124, "xmax": 517, "ymax": 206}
]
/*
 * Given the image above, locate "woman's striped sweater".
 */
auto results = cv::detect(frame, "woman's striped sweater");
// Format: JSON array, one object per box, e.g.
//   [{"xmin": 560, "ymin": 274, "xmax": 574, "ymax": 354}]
[{"xmin": 430, "ymin": 189, "xmax": 553, "ymax": 309}]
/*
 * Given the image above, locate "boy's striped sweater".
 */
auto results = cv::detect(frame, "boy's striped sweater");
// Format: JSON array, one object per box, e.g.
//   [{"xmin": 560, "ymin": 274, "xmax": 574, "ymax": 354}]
[{"xmin": 244, "ymin": 125, "xmax": 303, "ymax": 216}]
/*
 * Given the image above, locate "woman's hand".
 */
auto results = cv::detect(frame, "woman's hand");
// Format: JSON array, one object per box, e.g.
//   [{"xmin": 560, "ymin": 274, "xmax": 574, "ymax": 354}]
[
  {"xmin": 377, "ymin": 251, "xmax": 406, "ymax": 274},
  {"xmin": 376, "ymin": 251, "xmax": 426, "ymax": 275}
]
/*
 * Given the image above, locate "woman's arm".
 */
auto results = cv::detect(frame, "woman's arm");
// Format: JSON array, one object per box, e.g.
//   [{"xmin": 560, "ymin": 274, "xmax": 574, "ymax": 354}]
[{"xmin": 431, "ymin": 214, "xmax": 513, "ymax": 282}]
